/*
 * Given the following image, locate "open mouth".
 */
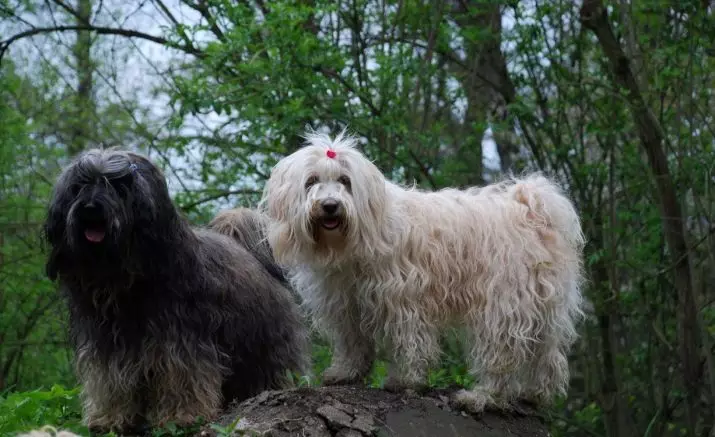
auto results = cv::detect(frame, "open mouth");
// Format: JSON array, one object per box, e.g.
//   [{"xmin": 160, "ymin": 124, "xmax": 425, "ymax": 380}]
[
  {"xmin": 79, "ymin": 204, "xmax": 107, "ymax": 243},
  {"xmin": 320, "ymin": 217, "xmax": 342, "ymax": 230},
  {"xmin": 84, "ymin": 227, "xmax": 106, "ymax": 243},
  {"xmin": 82, "ymin": 217, "xmax": 107, "ymax": 243}
]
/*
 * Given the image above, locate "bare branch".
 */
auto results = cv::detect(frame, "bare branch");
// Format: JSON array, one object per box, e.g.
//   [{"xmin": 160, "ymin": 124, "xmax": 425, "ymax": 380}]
[
  {"xmin": 180, "ymin": 189, "xmax": 262, "ymax": 212},
  {"xmin": 0, "ymin": 24, "xmax": 204, "ymax": 62}
]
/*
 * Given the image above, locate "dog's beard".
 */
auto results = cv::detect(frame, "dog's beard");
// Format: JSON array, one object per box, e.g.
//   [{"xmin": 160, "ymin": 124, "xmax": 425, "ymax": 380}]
[
  {"xmin": 297, "ymin": 198, "xmax": 359, "ymax": 262},
  {"xmin": 309, "ymin": 216, "xmax": 348, "ymax": 245},
  {"xmin": 310, "ymin": 211, "xmax": 347, "ymax": 234},
  {"xmin": 63, "ymin": 184, "xmax": 130, "ymax": 250}
]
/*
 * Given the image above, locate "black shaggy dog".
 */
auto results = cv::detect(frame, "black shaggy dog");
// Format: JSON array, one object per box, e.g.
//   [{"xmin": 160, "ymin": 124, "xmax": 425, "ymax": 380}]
[{"xmin": 44, "ymin": 149, "xmax": 309, "ymax": 435}]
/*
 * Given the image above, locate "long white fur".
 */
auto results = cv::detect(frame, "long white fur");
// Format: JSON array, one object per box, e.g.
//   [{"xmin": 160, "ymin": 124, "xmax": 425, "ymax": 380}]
[{"xmin": 259, "ymin": 131, "xmax": 585, "ymax": 412}]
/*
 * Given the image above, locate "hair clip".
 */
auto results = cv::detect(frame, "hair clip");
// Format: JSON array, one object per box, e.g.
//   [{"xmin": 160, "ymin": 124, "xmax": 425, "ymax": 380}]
[
  {"xmin": 326, "ymin": 149, "xmax": 336, "ymax": 159},
  {"xmin": 129, "ymin": 163, "xmax": 138, "ymax": 173}
]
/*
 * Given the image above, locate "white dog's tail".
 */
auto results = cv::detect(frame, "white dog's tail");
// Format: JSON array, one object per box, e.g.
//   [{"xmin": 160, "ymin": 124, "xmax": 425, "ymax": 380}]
[{"xmin": 512, "ymin": 174, "xmax": 585, "ymax": 250}]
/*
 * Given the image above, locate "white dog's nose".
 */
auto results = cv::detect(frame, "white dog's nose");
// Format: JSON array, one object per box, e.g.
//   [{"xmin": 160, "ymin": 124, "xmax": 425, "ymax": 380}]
[{"xmin": 321, "ymin": 199, "xmax": 340, "ymax": 215}]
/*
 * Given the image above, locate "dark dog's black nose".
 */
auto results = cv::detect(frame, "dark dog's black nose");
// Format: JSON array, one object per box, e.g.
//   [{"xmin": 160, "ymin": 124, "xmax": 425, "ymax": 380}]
[
  {"xmin": 81, "ymin": 202, "xmax": 104, "ymax": 220},
  {"xmin": 321, "ymin": 199, "xmax": 339, "ymax": 215},
  {"xmin": 83, "ymin": 202, "xmax": 101, "ymax": 212}
]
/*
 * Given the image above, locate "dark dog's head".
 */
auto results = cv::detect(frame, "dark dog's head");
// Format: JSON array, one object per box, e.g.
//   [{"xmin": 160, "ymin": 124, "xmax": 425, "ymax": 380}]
[{"xmin": 44, "ymin": 148, "xmax": 179, "ymax": 280}]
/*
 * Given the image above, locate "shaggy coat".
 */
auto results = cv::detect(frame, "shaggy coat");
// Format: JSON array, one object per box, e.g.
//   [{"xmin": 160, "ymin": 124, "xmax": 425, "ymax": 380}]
[
  {"xmin": 260, "ymin": 132, "xmax": 585, "ymax": 413},
  {"xmin": 44, "ymin": 149, "xmax": 308, "ymax": 434},
  {"xmin": 208, "ymin": 207, "xmax": 290, "ymax": 288}
]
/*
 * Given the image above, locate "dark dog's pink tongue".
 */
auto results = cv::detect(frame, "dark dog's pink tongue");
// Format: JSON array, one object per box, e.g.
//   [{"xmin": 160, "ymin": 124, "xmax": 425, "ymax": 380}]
[{"xmin": 84, "ymin": 229, "xmax": 106, "ymax": 243}]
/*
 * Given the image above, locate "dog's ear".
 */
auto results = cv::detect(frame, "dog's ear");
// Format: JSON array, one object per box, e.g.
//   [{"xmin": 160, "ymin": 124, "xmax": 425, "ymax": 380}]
[
  {"xmin": 43, "ymin": 209, "xmax": 63, "ymax": 281},
  {"xmin": 43, "ymin": 180, "xmax": 72, "ymax": 281},
  {"xmin": 45, "ymin": 252, "xmax": 59, "ymax": 281},
  {"xmin": 43, "ymin": 196, "xmax": 64, "ymax": 244}
]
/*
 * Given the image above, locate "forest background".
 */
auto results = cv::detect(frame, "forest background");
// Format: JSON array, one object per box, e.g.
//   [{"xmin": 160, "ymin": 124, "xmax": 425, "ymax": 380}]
[{"xmin": 1, "ymin": 0, "xmax": 714, "ymax": 436}]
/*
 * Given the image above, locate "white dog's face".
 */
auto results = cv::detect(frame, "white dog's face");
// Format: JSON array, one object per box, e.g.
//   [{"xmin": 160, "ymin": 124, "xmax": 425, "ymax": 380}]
[
  {"xmin": 261, "ymin": 132, "xmax": 387, "ymax": 265},
  {"xmin": 304, "ymin": 171, "xmax": 352, "ymax": 234}
]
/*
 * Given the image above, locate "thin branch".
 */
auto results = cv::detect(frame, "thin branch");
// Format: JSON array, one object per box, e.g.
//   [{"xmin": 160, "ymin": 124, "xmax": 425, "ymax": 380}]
[
  {"xmin": 151, "ymin": 0, "xmax": 196, "ymax": 49},
  {"xmin": 179, "ymin": 0, "xmax": 226, "ymax": 42},
  {"xmin": 180, "ymin": 189, "xmax": 262, "ymax": 212},
  {"xmin": 0, "ymin": 24, "xmax": 204, "ymax": 62}
]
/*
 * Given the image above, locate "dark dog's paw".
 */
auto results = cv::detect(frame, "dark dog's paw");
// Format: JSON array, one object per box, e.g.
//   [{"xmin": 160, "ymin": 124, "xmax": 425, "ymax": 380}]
[
  {"xmin": 88, "ymin": 421, "xmax": 150, "ymax": 437},
  {"xmin": 88, "ymin": 426, "xmax": 108, "ymax": 437},
  {"xmin": 123, "ymin": 422, "xmax": 151, "ymax": 436}
]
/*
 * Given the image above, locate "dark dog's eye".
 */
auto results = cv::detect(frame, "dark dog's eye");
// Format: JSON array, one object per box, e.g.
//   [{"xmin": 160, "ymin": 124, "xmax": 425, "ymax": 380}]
[
  {"xmin": 305, "ymin": 175, "xmax": 319, "ymax": 191},
  {"xmin": 70, "ymin": 184, "xmax": 81, "ymax": 197},
  {"xmin": 338, "ymin": 175, "xmax": 351, "ymax": 191}
]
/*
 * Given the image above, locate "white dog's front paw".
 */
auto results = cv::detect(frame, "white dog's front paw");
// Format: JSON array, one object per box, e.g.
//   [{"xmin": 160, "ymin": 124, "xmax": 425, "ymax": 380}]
[
  {"xmin": 321, "ymin": 365, "xmax": 364, "ymax": 386},
  {"xmin": 451, "ymin": 388, "xmax": 493, "ymax": 414},
  {"xmin": 383, "ymin": 366, "xmax": 429, "ymax": 393},
  {"xmin": 383, "ymin": 376, "xmax": 429, "ymax": 393}
]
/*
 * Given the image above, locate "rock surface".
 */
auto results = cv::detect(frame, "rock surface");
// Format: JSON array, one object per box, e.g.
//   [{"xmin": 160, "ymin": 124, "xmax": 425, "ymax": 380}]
[{"xmin": 200, "ymin": 385, "xmax": 550, "ymax": 437}]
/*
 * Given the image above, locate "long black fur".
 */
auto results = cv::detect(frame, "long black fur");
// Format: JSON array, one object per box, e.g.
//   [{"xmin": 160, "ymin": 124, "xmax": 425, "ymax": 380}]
[{"xmin": 44, "ymin": 149, "xmax": 309, "ymax": 434}]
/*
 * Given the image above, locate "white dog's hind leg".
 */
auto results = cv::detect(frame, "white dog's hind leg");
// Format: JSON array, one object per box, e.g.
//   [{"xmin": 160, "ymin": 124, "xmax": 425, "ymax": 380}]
[
  {"xmin": 521, "ymin": 338, "xmax": 569, "ymax": 406},
  {"xmin": 453, "ymin": 318, "xmax": 531, "ymax": 413},
  {"xmin": 521, "ymin": 302, "xmax": 575, "ymax": 406},
  {"xmin": 521, "ymin": 264, "xmax": 581, "ymax": 406}
]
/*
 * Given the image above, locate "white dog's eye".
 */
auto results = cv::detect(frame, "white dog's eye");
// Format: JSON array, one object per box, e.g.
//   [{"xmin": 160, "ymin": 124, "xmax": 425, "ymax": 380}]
[
  {"xmin": 304, "ymin": 175, "xmax": 319, "ymax": 191},
  {"xmin": 338, "ymin": 175, "xmax": 351, "ymax": 192}
]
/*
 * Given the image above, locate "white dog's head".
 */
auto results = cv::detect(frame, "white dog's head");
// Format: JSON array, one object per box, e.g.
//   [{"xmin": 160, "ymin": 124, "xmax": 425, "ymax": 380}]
[{"xmin": 260, "ymin": 131, "xmax": 389, "ymax": 266}]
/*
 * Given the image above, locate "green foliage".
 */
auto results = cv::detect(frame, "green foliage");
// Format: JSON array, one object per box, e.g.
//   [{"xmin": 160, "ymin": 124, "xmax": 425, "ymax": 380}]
[
  {"xmin": 0, "ymin": 62, "xmax": 76, "ymax": 393},
  {"xmin": 0, "ymin": 385, "xmax": 85, "ymax": 435}
]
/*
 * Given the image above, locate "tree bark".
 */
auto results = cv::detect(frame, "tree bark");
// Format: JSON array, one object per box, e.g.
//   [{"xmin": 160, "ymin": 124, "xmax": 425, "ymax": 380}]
[
  {"xmin": 203, "ymin": 385, "xmax": 549, "ymax": 437},
  {"xmin": 579, "ymin": 0, "xmax": 701, "ymax": 433},
  {"xmin": 69, "ymin": 0, "xmax": 94, "ymax": 156},
  {"xmin": 589, "ymin": 214, "xmax": 635, "ymax": 437}
]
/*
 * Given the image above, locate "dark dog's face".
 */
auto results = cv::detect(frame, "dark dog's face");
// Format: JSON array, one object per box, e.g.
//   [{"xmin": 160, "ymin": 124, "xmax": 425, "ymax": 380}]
[{"xmin": 44, "ymin": 148, "xmax": 174, "ymax": 280}]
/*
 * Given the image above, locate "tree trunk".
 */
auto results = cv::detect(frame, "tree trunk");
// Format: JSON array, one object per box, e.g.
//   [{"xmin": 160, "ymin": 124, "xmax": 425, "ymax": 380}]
[
  {"xmin": 448, "ymin": 1, "xmax": 538, "ymax": 178},
  {"xmin": 580, "ymin": 0, "xmax": 701, "ymax": 432},
  {"xmin": 589, "ymin": 215, "xmax": 635, "ymax": 437},
  {"xmin": 70, "ymin": 0, "xmax": 94, "ymax": 156},
  {"xmin": 204, "ymin": 386, "xmax": 549, "ymax": 437}
]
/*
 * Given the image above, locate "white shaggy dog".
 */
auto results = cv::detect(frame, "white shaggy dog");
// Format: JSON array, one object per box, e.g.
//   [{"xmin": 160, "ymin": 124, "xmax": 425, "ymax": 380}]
[{"xmin": 260, "ymin": 131, "xmax": 585, "ymax": 413}]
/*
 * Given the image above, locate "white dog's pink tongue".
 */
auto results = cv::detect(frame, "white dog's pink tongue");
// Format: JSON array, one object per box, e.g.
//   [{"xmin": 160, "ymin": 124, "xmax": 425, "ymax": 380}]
[
  {"xmin": 84, "ymin": 229, "xmax": 106, "ymax": 243},
  {"xmin": 323, "ymin": 219, "xmax": 339, "ymax": 229}
]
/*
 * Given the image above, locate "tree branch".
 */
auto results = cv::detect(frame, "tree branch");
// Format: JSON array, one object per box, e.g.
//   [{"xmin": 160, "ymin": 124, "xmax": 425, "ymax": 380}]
[
  {"xmin": 0, "ymin": 25, "xmax": 204, "ymax": 62},
  {"xmin": 179, "ymin": 189, "xmax": 262, "ymax": 212}
]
